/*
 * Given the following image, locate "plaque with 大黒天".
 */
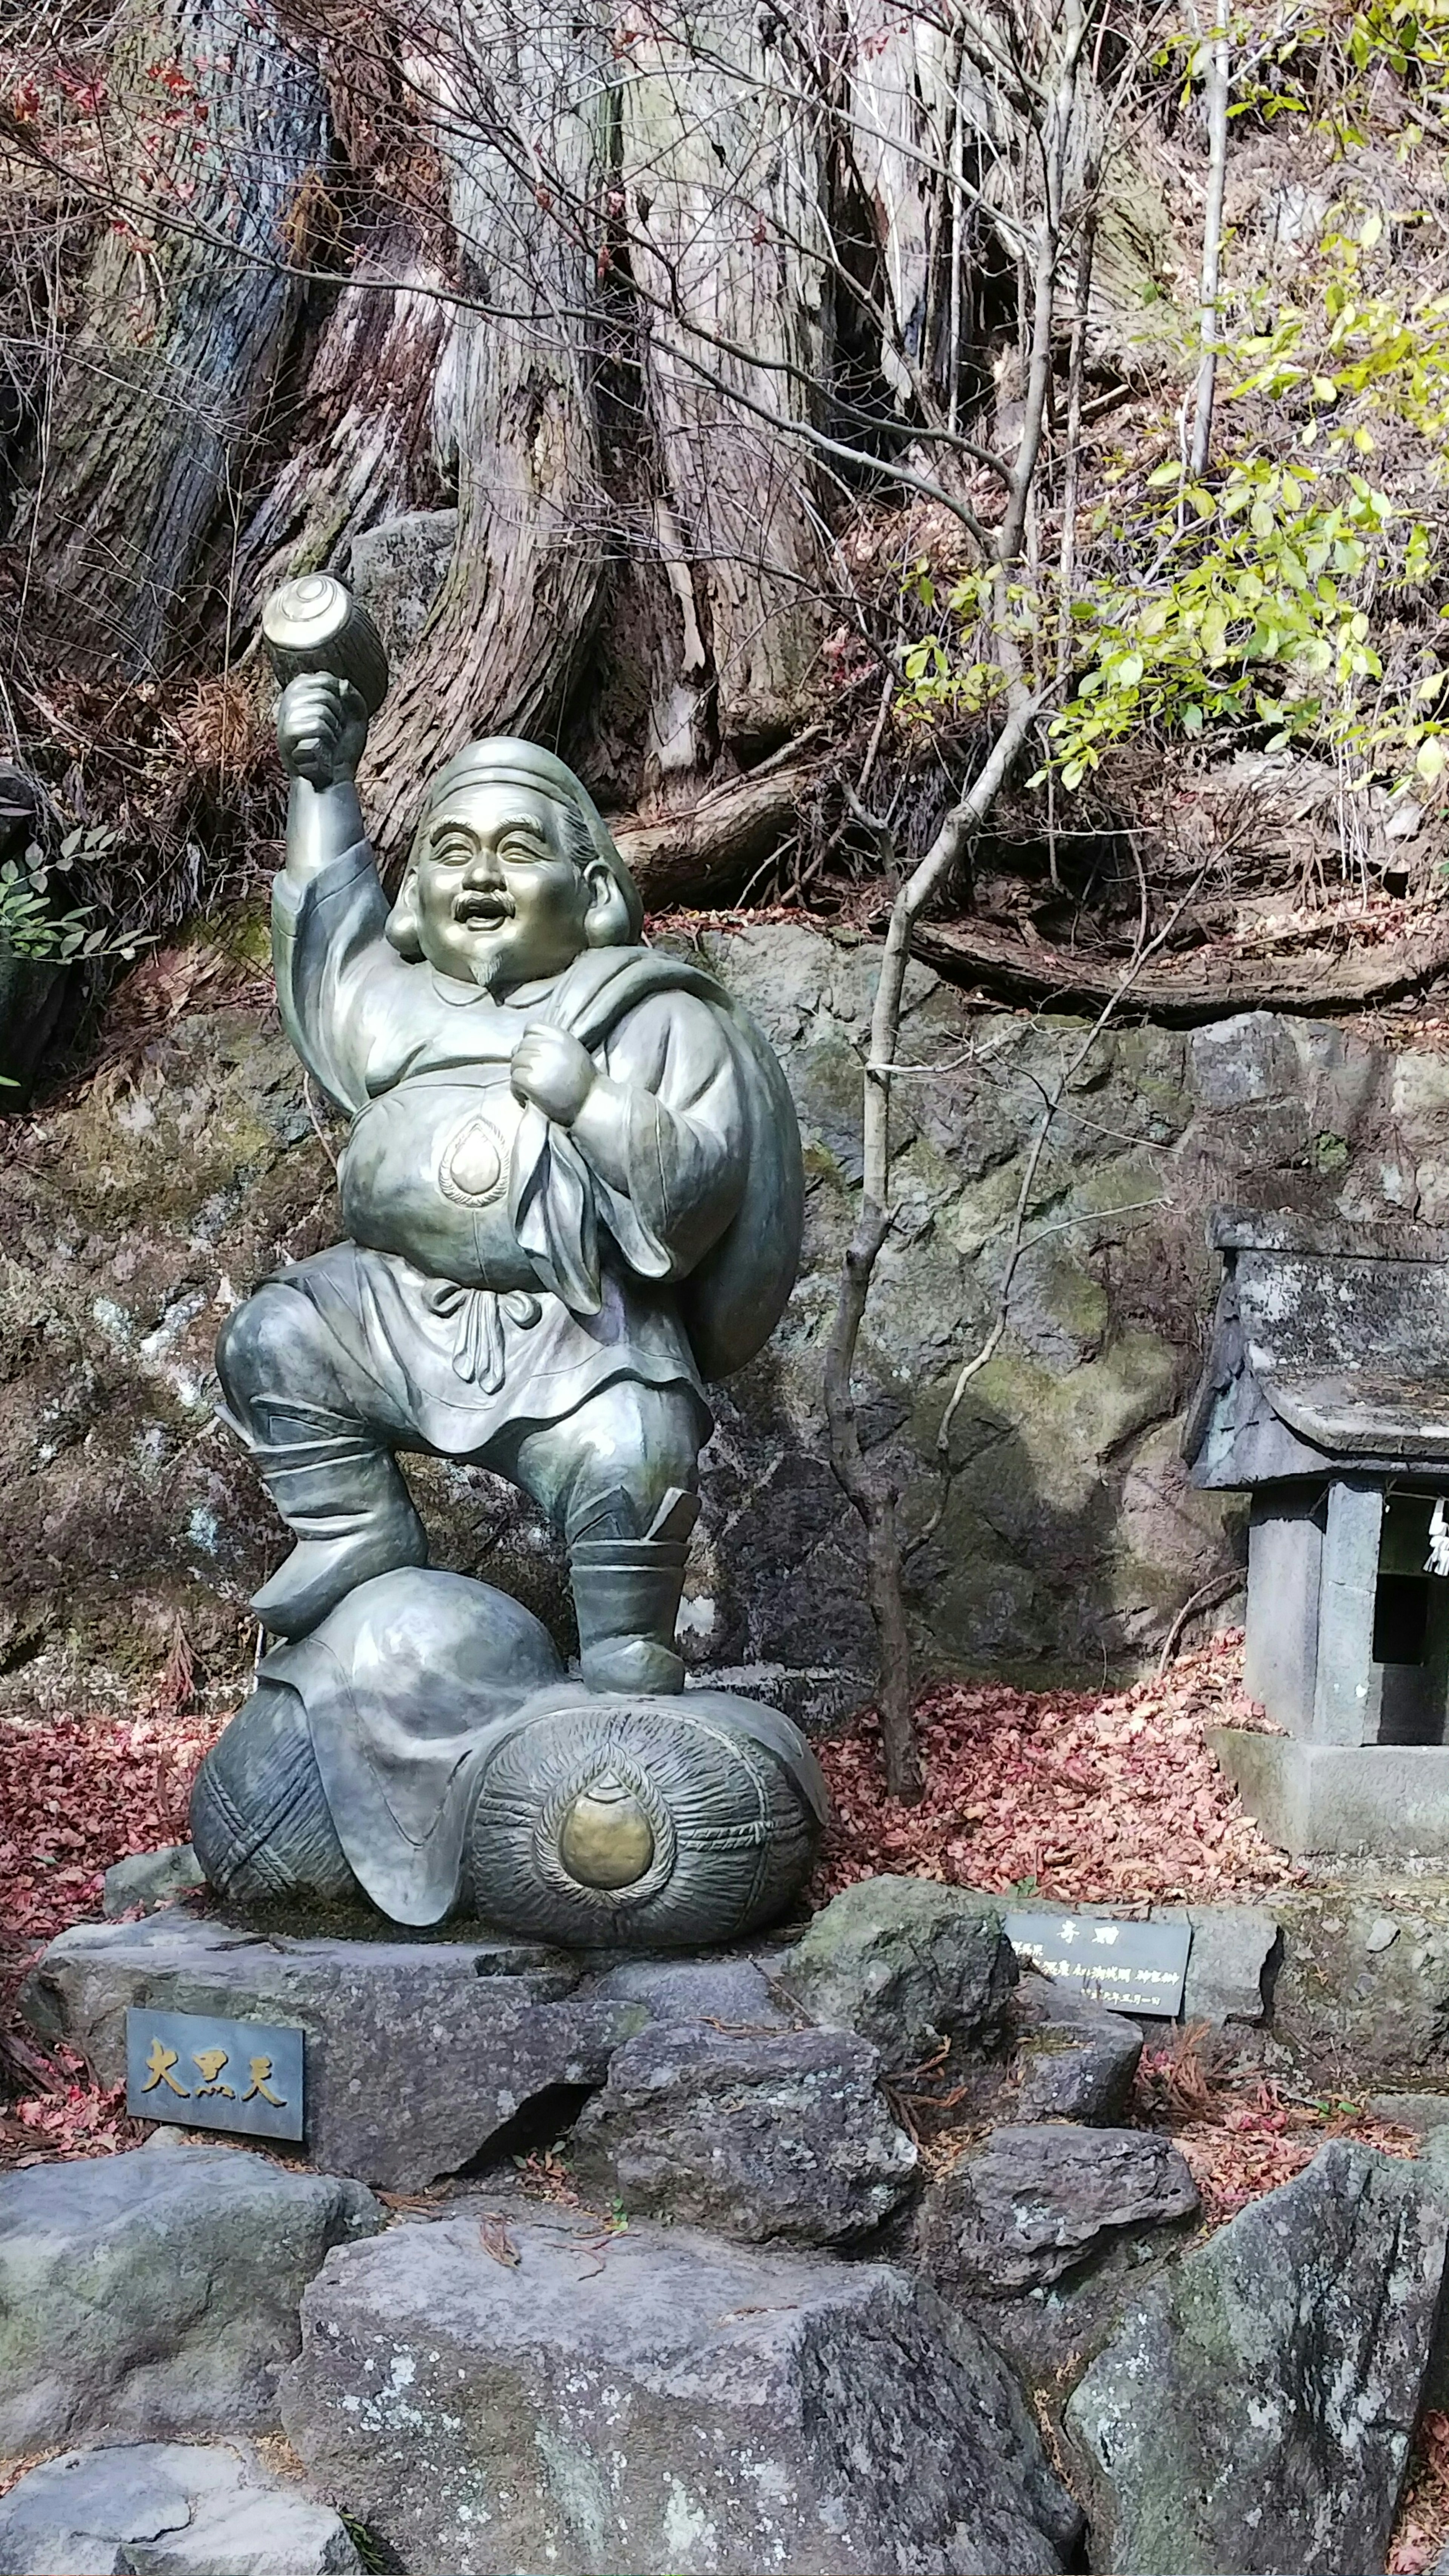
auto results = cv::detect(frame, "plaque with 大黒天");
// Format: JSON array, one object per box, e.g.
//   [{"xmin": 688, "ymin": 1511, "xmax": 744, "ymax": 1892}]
[
  {"xmin": 1004, "ymin": 1910, "xmax": 1192, "ymax": 2016},
  {"xmin": 125, "ymin": 2005, "xmax": 304, "ymax": 2143}
]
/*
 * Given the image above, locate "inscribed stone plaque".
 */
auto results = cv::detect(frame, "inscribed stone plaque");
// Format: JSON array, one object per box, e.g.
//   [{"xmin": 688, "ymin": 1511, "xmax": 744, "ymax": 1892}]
[
  {"xmin": 1004, "ymin": 1910, "xmax": 1192, "ymax": 2017},
  {"xmin": 125, "ymin": 2005, "xmax": 304, "ymax": 2143}
]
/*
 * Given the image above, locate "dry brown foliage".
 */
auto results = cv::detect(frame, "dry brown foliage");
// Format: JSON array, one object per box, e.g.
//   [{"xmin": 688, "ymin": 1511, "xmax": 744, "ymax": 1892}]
[{"xmin": 815, "ymin": 1631, "xmax": 1298, "ymax": 1909}]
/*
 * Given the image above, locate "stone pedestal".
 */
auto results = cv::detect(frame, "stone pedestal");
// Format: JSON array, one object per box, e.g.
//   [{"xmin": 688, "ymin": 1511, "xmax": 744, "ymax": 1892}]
[
  {"xmin": 1211, "ymin": 1728, "xmax": 1449, "ymax": 1857},
  {"xmin": 21, "ymin": 1909, "xmax": 797, "ymax": 2189}
]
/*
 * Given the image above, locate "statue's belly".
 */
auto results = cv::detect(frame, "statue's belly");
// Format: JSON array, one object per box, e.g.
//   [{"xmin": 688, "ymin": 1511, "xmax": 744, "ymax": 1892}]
[{"xmin": 338, "ymin": 1075, "xmax": 538, "ymax": 1289}]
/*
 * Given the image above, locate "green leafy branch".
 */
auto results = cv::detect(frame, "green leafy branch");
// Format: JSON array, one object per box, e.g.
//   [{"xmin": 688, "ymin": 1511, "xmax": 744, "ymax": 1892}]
[
  {"xmin": 1048, "ymin": 457, "xmax": 1432, "ymax": 787},
  {"xmin": 0, "ymin": 825, "xmax": 154, "ymax": 965},
  {"xmin": 898, "ymin": 218, "xmax": 1449, "ymax": 798}
]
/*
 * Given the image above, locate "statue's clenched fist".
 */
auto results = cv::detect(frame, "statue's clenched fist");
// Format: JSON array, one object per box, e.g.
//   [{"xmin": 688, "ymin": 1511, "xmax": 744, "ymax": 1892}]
[
  {"xmin": 510, "ymin": 1024, "xmax": 597, "ymax": 1125},
  {"xmin": 277, "ymin": 672, "xmax": 370, "ymax": 789}
]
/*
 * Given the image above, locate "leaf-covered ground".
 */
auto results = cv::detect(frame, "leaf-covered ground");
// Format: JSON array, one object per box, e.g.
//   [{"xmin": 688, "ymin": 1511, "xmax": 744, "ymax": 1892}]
[
  {"xmin": 0, "ymin": 1651, "xmax": 222, "ymax": 2168},
  {"xmin": 0, "ymin": 1625, "xmax": 1289, "ymax": 2170},
  {"xmin": 2, "ymin": 1631, "xmax": 1448, "ymax": 2561},
  {"xmin": 1393, "ymin": 2412, "xmax": 1449, "ymax": 2576},
  {"xmin": 815, "ymin": 1629, "xmax": 1298, "ymax": 1908},
  {"xmin": 1131, "ymin": 2026, "xmax": 1417, "ymax": 2225}
]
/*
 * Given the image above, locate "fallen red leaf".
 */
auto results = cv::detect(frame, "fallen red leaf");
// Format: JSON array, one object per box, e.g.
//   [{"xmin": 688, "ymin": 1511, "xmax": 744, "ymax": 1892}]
[
  {"xmin": 813, "ymin": 1631, "xmax": 1299, "ymax": 1911},
  {"xmin": 1, "ymin": 1686, "xmax": 223, "ymax": 2169}
]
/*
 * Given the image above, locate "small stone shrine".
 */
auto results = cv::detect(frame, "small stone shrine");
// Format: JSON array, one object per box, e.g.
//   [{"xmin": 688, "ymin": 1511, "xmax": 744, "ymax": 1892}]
[{"xmin": 1184, "ymin": 1208, "xmax": 1449, "ymax": 1853}]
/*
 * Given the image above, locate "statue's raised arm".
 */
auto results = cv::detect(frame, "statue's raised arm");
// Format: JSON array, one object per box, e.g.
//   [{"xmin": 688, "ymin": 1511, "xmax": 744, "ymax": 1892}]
[
  {"xmin": 276, "ymin": 671, "xmax": 370, "ymax": 877},
  {"xmin": 259, "ymin": 579, "xmax": 397, "ymax": 1114}
]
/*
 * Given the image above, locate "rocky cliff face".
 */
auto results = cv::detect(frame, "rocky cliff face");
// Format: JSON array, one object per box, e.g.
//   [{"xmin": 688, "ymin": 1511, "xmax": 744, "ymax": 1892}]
[{"xmin": 3, "ymin": 920, "xmax": 1442, "ymax": 1712}]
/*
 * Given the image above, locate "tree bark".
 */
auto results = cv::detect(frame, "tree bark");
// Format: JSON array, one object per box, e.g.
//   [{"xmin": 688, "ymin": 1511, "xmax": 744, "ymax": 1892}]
[
  {"xmin": 847, "ymin": 0, "xmax": 965, "ymax": 416},
  {"xmin": 614, "ymin": 4, "xmax": 830, "ymax": 779},
  {"xmin": 233, "ymin": 218, "xmax": 454, "ymax": 618},
  {"xmin": 17, "ymin": 0, "xmax": 327, "ymax": 670},
  {"xmin": 355, "ymin": 3, "xmax": 612, "ymax": 851}
]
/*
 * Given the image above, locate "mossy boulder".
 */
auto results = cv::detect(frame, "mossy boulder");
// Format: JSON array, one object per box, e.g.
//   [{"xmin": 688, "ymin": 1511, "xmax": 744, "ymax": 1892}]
[
  {"xmin": 1066, "ymin": 2140, "xmax": 1449, "ymax": 2576},
  {"xmin": 777, "ymin": 1874, "xmax": 1015, "ymax": 2074}
]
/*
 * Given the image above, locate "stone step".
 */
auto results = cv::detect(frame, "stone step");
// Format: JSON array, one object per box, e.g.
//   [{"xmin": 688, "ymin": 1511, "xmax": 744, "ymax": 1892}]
[
  {"xmin": 22, "ymin": 1912, "xmax": 645, "ymax": 2190},
  {"xmin": 0, "ymin": 2441, "xmax": 361, "ymax": 2576},
  {"xmin": 278, "ymin": 2192, "xmax": 1085, "ymax": 2575}
]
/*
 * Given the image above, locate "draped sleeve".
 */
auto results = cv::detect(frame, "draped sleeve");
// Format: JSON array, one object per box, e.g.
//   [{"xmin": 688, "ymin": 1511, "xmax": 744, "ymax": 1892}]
[
  {"xmin": 508, "ymin": 986, "xmax": 749, "ymax": 1317},
  {"xmin": 594, "ymin": 991, "xmax": 748, "ymax": 1280},
  {"xmin": 271, "ymin": 844, "xmax": 398, "ymax": 1116}
]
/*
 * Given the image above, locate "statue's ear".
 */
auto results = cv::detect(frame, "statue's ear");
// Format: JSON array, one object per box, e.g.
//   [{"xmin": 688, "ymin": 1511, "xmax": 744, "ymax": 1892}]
[
  {"xmin": 385, "ymin": 867, "xmax": 425, "ymax": 960},
  {"xmin": 582, "ymin": 857, "xmax": 632, "ymax": 949}
]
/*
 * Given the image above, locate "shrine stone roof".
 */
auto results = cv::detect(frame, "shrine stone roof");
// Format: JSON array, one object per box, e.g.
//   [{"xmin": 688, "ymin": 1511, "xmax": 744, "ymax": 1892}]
[{"xmin": 1184, "ymin": 1210, "xmax": 1449, "ymax": 1488}]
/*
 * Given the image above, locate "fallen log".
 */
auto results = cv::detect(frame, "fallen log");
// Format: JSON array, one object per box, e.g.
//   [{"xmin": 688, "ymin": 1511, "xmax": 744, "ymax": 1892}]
[
  {"xmin": 619, "ymin": 754, "xmax": 1449, "ymax": 1023},
  {"xmin": 614, "ymin": 756, "xmax": 818, "ymax": 911},
  {"xmin": 905, "ymin": 916, "xmax": 1449, "ymax": 1025}
]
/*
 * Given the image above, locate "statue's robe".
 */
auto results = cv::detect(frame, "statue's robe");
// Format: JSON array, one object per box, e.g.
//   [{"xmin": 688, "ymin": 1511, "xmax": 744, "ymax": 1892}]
[{"xmin": 264, "ymin": 838, "xmax": 760, "ymax": 1452}]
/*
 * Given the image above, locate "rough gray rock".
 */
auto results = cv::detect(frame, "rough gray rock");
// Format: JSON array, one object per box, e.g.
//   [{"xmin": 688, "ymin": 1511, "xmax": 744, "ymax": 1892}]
[
  {"xmin": 342, "ymin": 509, "xmax": 458, "ymax": 659},
  {"xmin": 569, "ymin": 2019, "xmax": 917, "ymax": 2244},
  {"xmin": 280, "ymin": 2197, "xmax": 1083, "ymax": 2576},
  {"xmin": 1166, "ymin": 1902, "xmax": 1281, "ymax": 2026},
  {"xmin": 1270, "ymin": 1890, "xmax": 1449, "ymax": 2081},
  {"xmin": 1012, "ymin": 1983, "xmax": 1143, "ymax": 2124},
  {"xmin": 0, "ymin": 2146, "xmax": 380, "ymax": 2453},
  {"xmin": 915, "ymin": 2124, "xmax": 1198, "ymax": 2298},
  {"xmin": 23, "ymin": 1913, "xmax": 643, "ymax": 2187},
  {"xmin": 1066, "ymin": 2139, "xmax": 1449, "ymax": 2576},
  {"xmin": 777, "ymin": 1876, "xmax": 1015, "ymax": 2075},
  {"xmin": 1371, "ymin": 2092, "xmax": 1449, "ymax": 2135},
  {"xmin": 0, "ymin": 2441, "xmax": 360, "ymax": 2576},
  {"xmin": 102, "ymin": 1844, "xmax": 207, "ymax": 1919},
  {"xmin": 583, "ymin": 1951, "xmax": 796, "ymax": 2028}
]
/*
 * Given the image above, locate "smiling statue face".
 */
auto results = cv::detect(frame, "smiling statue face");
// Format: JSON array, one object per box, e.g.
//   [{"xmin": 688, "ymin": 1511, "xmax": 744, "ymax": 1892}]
[{"xmin": 412, "ymin": 784, "xmax": 593, "ymax": 994}]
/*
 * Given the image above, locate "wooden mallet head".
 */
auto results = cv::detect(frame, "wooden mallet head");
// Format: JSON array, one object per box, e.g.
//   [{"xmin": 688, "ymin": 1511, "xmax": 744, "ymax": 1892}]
[{"xmin": 261, "ymin": 573, "xmax": 390, "ymax": 715}]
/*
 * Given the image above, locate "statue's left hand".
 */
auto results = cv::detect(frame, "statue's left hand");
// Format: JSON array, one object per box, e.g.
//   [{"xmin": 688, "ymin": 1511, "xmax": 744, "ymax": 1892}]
[{"xmin": 510, "ymin": 1025, "xmax": 596, "ymax": 1126}]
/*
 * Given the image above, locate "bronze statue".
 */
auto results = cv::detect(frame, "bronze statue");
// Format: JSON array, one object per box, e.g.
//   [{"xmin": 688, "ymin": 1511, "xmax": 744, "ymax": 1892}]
[{"xmin": 189, "ymin": 576, "xmax": 823, "ymax": 1945}]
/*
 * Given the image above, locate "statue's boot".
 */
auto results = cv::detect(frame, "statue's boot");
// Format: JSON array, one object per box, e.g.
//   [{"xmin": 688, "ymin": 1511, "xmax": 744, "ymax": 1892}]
[
  {"xmin": 249, "ymin": 1440, "xmax": 428, "ymax": 1639},
  {"xmin": 570, "ymin": 1488, "xmax": 698, "ymax": 1695}
]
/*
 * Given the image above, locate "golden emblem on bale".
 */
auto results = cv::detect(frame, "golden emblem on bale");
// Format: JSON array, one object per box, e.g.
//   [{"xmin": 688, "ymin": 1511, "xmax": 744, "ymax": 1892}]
[{"xmin": 558, "ymin": 1773, "xmax": 656, "ymax": 1889}]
